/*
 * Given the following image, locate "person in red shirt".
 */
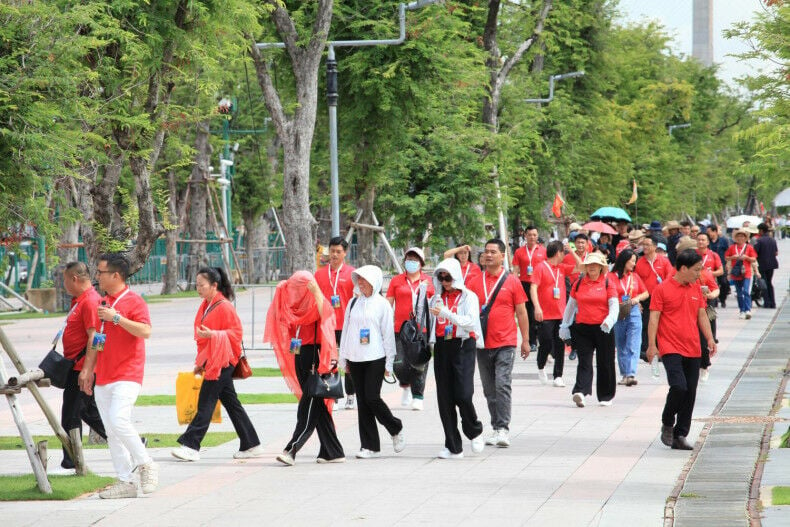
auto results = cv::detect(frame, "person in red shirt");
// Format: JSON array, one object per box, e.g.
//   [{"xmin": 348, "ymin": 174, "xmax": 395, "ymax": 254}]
[
  {"xmin": 315, "ymin": 236, "xmax": 357, "ymax": 409},
  {"xmin": 611, "ymin": 250, "xmax": 649, "ymax": 387},
  {"xmin": 725, "ymin": 229, "xmax": 758, "ymax": 319},
  {"xmin": 511, "ymin": 225, "xmax": 545, "ymax": 352},
  {"xmin": 635, "ymin": 234, "xmax": 674, "ymax": 359},
  {"xmin": 386, "ymin": 247, "xmax": 434, "ymax": 410},
  {"xmin": 560, "ymin": 251, "xmax": 619, "ymax": 408},
  {"xmin": 443, "ymin": 244, "xmax": 482, "ymax": 286},
  {"xmin": 563, "ymin": 233, "xmax": 588, "ymax": 290},
  {"xmin": 468, "ymin": 239, "xmax": 529, "ymax": 448},
  {"xmin": 530, "ymin": 240, "xmax": 581, "ymax": 387},
  {"xmin": 59, "ymin": 262, "xmax": 106, "ymax": 470},
  {"xmin": 647, "ymin": 249, "xmax": 716, "ymax": 451},
  {"xmin": 696, "ymin": 233, "xmax": 723, "ymax": 278},
  {"xmin": 78, "ymin": 253, "xmax": 157, "ymax": 499},
  {"xmin": 172, "ymin": 267, "xmax": 263, "ymax": 462}
]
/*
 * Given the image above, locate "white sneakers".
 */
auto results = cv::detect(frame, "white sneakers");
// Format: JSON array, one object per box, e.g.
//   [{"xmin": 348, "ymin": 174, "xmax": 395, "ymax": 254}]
[
  {"xmin": 553, "ymin": 377, "xmax": 565, "ymax": 388},
  {"xmin": 355, "ymin": 448, "xmax": 381, "ymax": 459},
  {"xmin": 171, "ymin": 446, "xmax": 200, "ymax": 462},
  {"xmin": 485, "ymin": 429, "xmax": 500, "ymax": 445},
  {"xmin": 99, "ymin": 480, "xmax": 137, "ymax": 499},
  {"xmin": 599, "ymin": 400, "xmax": 613, "ymax": 407},
  {"xmin": 138, "ymin": 462, "xmax": 158, "ymax": 494},
  {"xmin": 739, "ymin": 312, "xmax": 746, "ymax": 319},
  {"xmin": 392, "ymin": 432, "xmax": 406, "ymax": 453},
  {"xmin": 438, "ymin": 448, "xmax": 464, "ymax": 459},
  {"xmin": 495, "ymin": 429, "xmax": 510, "ymax": 447},
  {"xmin": 538, "ymin": 369, "xmax": 548, "ymax": 385},
  {"xmin": 344, "ymin": 394, "xmax": 357, "ymax": 410},
  {"xmin": 573, "ymin": 393, "xmax": 585, "ymax": 407},
  {"xmin": 471, "ymin": 434, "xmax": 485, "ymax": 453},
  {"xmin": 401, "ymin": 389, "xmax": 413, "ymax": 408},
  {"xmin": 700, "ymin": 368, "xmax": 710, "ymax": 383},
  {"xmin": 234, "ymin": 445, "xmax": 265, "ymax": 459},
  {"xmin": 412, "ymin": 398, "xmax": 424, "ymax": 411},
  {"xmin": 276, "ymin": 452, "xmax": 295, "ymax": 466},
  {"xmin": 745, "ymin": 311, "xmax": 752, "ymax": 320}
]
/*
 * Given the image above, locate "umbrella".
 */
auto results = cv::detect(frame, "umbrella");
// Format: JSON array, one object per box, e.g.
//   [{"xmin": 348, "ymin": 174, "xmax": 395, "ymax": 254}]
[
  {"xmin": 590, "ymin": 207, "xmax": 632, "ymax": 223},
  {"xmin": 726, "ymin": 215, "xmax": 762, "ymax": 230},
  {"xmin": 774, "ymin": 188, "xmax": 790, "ymax": 207},
  {"xmin": 582, "ymin": 221, "xmax": 617, "ymax": 235}
]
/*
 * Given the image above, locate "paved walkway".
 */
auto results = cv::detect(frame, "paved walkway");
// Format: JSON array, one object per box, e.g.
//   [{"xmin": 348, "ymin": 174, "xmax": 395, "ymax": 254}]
[{"xmin": 0, "ymin": 245, "xmax": 788, "ymax": 526}]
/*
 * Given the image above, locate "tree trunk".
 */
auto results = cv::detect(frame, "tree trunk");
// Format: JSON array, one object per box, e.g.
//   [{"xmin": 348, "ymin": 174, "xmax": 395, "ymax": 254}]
[
  {"xmin": 280, "ymin": 130, "xmax": 318, "ymax": 272},
  {"xmin": 186, "ymin": 122, "xmax": 212, "ymax": 288},
  {"xmin": 161, "ymin": 169, "xmax": 180, "ymax": 294},
  {"xmin": 244, "ymin": 212, "xmax": 269, "ymax": 284}
]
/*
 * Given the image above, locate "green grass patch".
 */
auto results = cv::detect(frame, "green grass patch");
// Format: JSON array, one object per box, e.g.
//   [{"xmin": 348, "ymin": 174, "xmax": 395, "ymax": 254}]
[
  {"xmin": 773, "ymin": 486, "xmax": 790, "ymax": 506},
  {"xmin": 0, "ymin": 311, "xmax": 66, "ymax": 320},
  {"xmin": 0, "ymin": 432, "xmax": 238, "ymax": 451},
  {"xmin": 251, "ymin": 367, "xmax": 283, "ymax": 377},
  {"xmin": 135, "ymin": 393, "xmax": 296, "ymax": 406},
  {"xmin": 0, "ymin": 473, "xmax": 115, "ymax": 501},
  {"xmin": 780, "ymin": 428, "xmax": 790, "ymax": 448}
]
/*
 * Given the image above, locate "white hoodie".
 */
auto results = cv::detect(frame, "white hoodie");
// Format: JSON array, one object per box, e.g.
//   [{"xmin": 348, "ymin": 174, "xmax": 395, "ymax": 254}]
[
  {"xmin": 429, "ymin": 258, "xmax": 484, "ymax": 349},
  {"xmin": 338, "ymin": 265, "xmax": 396, "ymax": 372}
]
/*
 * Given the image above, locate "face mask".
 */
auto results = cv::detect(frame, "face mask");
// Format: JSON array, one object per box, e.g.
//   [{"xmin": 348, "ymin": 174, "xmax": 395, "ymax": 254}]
[{"xmin": 404, "ymin": 260, "xmax": 420, "ymax": 274}]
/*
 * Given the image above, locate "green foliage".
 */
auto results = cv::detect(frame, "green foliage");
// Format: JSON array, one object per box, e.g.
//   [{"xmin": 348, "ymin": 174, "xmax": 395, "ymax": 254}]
[{"xmin": 0, "ymin": 473, "xmax": 115, "ymax": 501}]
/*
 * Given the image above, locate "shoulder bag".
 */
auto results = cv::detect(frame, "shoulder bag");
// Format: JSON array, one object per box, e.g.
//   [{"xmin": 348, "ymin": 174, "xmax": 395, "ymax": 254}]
[
  {"xmin": 38, "ymin": 304, "xmax": 85, "ymax": 389},
  {"xmin": 398, "ymin": 282, "xmax": 432, "ymax": 370}
]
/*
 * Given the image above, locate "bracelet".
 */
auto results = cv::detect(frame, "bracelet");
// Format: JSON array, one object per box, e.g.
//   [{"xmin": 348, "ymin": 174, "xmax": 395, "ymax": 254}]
[{"xmin": 112, "ymin": 313, "xmax": 121, "ymax": 325}]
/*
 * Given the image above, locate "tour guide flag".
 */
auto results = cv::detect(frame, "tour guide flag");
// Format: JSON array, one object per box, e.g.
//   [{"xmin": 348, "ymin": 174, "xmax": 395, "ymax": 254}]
[
  {"xmin": 552, "ymin": 192, "xmax": 564, "ymax": 218},
  {"xmin": 626, "ymin": 179, "xmax": 637, "ymax": 205}
]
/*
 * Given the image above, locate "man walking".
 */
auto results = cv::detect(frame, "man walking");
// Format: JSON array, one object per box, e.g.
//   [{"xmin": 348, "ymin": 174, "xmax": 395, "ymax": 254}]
[
  {"xmin": 706, "ymin": 224, "xmax": 731, "ymax": 307},
  {"xmin": 511, "ymin": 226, "xmax": 545, "ymax": 352},
  {"xmin": 59, "ymin": 261, "xmax": 106, "ymax": 469},
  {"xmin": 647, "ymin": 249, "xmax": 716, "ymax": 450},
  {"xmin": 79, "ymin": 253, "xmax": 158, "ymax": 498},
  {"xmin": 469, "ymin": 239, "xmax": 530, "ymax": 447},
  {"xmin": 754, "ymin": 223, "xmax": 779, "ymax": 309},
  {"xmin": 635, "ymin": 234, "xmax": 673, "ymax": 359}
]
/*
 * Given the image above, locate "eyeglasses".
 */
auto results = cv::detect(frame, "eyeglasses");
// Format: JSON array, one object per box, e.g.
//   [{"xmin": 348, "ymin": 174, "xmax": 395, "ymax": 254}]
[{"xmin": 438, "ymin": 274, "xmax": 453, "ymax": 282}]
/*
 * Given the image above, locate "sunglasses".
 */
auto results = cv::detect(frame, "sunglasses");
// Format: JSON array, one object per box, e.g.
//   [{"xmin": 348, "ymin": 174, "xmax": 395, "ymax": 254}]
[{"xmin": 438, "ymin": 274, "xmax": 453, "ymax": 282}]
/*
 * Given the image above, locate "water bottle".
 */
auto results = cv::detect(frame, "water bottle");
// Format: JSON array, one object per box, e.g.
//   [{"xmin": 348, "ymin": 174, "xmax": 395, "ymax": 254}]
[{"xmin": 651, "ymin": 355, "xmax": 660, "ymax": 378}]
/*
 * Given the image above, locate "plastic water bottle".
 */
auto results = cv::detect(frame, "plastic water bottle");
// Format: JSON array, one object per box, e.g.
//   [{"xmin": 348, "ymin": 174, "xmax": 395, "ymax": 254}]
[{"xmin": 651, "ymin": 355, "xmax": 660, "ymax": 378}]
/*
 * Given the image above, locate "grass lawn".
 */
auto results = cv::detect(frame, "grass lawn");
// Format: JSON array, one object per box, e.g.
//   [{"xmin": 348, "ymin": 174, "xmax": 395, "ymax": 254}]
[
  {"xmin": 0, "ymin": 311, "xmax": 66, "ymax": 320},
  {"xmin": 0, "ymin": 473, "xmax": 115, "ymax": 501},
  {"xmin": 251, "ymin": 367, "xmax": 283, "ymax": 377},
  {"xmin": 135, "ymin": 393, "xmax": 296, "ymax": 406},
  {"xmin": 0, "ymin": 431, "xmax": 238, "ymax": 451},
  {"xmin": 773, "ymin": 486, "xmax": 790, "ymax": 506}
]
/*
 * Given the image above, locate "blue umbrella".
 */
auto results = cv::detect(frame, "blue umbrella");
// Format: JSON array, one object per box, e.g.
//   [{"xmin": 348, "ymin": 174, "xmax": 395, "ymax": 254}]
[{"xmin": 590, "ymin": 207, "xmax": 632, "ymax": 223}]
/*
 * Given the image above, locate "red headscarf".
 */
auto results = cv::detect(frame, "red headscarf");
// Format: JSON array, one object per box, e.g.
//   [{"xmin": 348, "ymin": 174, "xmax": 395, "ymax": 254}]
[{"xmin": 264, "ymin": 271, "xmax": 337, "ymax": 399}]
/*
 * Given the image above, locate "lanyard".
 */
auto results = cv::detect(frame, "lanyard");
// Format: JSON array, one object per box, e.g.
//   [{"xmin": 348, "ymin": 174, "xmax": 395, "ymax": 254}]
[
  {"xmin": 201, "ymin": 298, "xmax": 225, "ymax": 322},
  {"xmin": 482, "ymin": 270, "xmax": 506, "ymax": 304},
  {"xmin": 525, "ymin": 245, "xmax": 538, "ymax": 265},
  {"xmin": 702, "ymin": 252, "xmax": 709, "ymax": 268},
  {"xmin": 441, "ymin": 290, "xmax": 462, "ymax": 314},
  {"xmin": 620, "ymin": 274, "xmax": 633, "ymax": 296},
  {"xmin": 647, "ymin": 257, "xmax": 662, "ymax": 280},
  {"xmin": 407, "ymin": 275, "xmax": 422, "ymax": 303},
  {"xmin": 99, "ymin": 288, "xmax": 131, "ymax": 333},
  {"xmin": 328, "ymin": 263, "xmax": 343, "ymax": 295},
  {"xmin": 735, "ymin": 244, "xmax": 747, "ymax": 257},
  {"xmin": 462, "ymin": 263, "xmax": 471, "ymax": 282},
  {"xmin": 543, "ymin": 261, "xmax": 560, "ymax": 289},
  {"xmin": 52, "ymin": 302, "xmax": 80, "ymax": 348}
]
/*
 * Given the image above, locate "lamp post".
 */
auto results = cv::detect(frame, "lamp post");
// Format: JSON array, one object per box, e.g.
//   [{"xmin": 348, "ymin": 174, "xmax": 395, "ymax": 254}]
[
  {"xmin": 524, "ymin": 71, "xmax": 585, "ymax": 104},
  {"xmin": 257, "ymin": 0, "xmax": 441, "ymax": 237},
  {"xmin": 668, "ymin": 123, "xmax": 691, "ymax": 136}
]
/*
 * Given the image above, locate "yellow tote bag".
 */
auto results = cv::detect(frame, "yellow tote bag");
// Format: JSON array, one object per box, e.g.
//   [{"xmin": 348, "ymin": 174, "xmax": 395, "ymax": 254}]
[{"xmin": 176, "ymin": 371, "xmax": 222, "ymax": 425}]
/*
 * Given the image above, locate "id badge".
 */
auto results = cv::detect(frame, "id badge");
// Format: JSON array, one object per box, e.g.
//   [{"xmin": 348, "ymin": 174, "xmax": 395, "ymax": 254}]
[
  {"xmin": 527, "ymin": 265, "xmax": 534, "ymax": 276},
  {"xmin": 621, "ymin": 294, "xmax": 630, "ymax": 303},
  {"xmin": 289, "ymin": 338, "xmax": 302, "ymax": 355},
  {"xmin": 93, "ymin": 332, "xmax": 106, "ymax": 353},
  {"xmin": 359, "ymin": 328, "xmax": 370, "ymax": 345},
  {"xmin": 553, "ymin": 287, "xmax": 561, "ymax": 299},
  {"xmin": 331, "ymin": 295, "xmax": 341, "ymax": 309},
  {"xmin": 444, "ymin": 325, "xmax": 454, "ymax": 340},
  {"xmin": 657, "ymin": 277, "xmax": 662, "ymax": 284}
]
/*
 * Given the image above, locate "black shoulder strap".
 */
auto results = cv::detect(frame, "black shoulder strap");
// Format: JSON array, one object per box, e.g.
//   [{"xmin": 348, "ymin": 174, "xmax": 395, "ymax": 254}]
[
  {"xmin": 487, "ymin": 270, "xmax": 509, "ymax": 308},
  {"xmin": 348, "ymin": 296, "xmax": 358, "ymax": 312}
]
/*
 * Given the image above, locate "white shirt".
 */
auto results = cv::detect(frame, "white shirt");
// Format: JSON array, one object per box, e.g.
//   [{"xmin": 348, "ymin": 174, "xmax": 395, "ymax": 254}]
[{"xmin": 338, "ymin": 293, "xmax": 396, "ymax": 372}]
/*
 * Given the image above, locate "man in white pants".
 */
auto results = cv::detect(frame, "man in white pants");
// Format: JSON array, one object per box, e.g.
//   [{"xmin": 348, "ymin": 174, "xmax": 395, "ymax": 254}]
[{"xmin": 79, "ymin": 252, "xmax": 158, "ymax": 499}]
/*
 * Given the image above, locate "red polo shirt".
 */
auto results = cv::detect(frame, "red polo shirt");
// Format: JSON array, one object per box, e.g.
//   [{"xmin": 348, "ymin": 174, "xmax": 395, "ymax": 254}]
[
  {"xmin": 95, "ymin": 287, "xmax": 151, "ymax": 386},
  {"xmin": 435, "ymin": 289, "xmax": 463, "ymax": 339},
  {"xmin": 634, "ymin": 254, "xmax": 674, "ymax": 295},
  {"xmin": 531, "ymin": 261, "xmax": 573, "ymax": 320},
  {"xmin": 699, "ymin": 249, "xmax": 722, "ymax": 274},
  {"xmin": 290, "ymin": 315, "xmax": 320, "ymax": 345},
  {"xmin": 386, "ymin": 272, "xmax": 434, "ymax": 332},
  {"xmin": 613, "ymin": 272, "xmax": 647, "ymax": 301},
  {"xmin": 650, "ymin": 278, "xmax": 707, "ymax": 357},
  {"xmin": 460, "ymin": 262, "xmax": 482, "ymax": 287},
  {"xmin": 512, "ymin": 244, "xmax": 547, "ymax": 283},
  {"xmin": 468, "ymin": 268, "xmax": 527, "ymax": 349},
  {"xmin": 62, "ymin": 287, "xmax": 102, "ymax": 371},
  {"xmin": 315, "ymin": 263, "xmax": 355, "ymax": 330},
  {"xmin": 562, "ymin": 251, "xmax": 585, "ymax": 284},
  {"xmin": 570, "ymin": 273, "xmax": 618, "ymax": 325},
  {"xmin": 725, "ymin": 243, "xmax": 758, "ymax": 280}
]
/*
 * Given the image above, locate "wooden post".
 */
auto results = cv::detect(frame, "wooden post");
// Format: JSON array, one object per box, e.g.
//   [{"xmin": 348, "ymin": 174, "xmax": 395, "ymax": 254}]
[
  {"xmin": 370, "ymin": 212, "xmax": 403, "ymax": 273},
  {"xmin": 69, "ymin": 428, "xmax": 87, "ymax": 476},
  {"xmin": 37, "ymin": 440, "xmax": 48, "ymax": 471}
]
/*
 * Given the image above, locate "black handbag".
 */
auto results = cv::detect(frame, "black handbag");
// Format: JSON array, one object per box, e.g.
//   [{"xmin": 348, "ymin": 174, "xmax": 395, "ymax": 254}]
[
  {"xmin": 305, "ymin": 370, "xmax": 343, "ymax": 399},
  {"xmin": 38, "ymin": 304, "xmax": 85, "ymax": 389},
  {"xmin": 398, "ymin": 282, "xmax": 431, "ymax": 370}
]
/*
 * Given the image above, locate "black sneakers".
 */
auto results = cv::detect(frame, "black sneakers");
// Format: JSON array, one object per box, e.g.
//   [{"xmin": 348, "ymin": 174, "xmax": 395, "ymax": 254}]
[
  {"xmin": 661, "ymin": 425, "xmax": 674, "ymax": 447},
  {"xmin": 671, "ymin": 436, "xmax": 694, "ymax": 450}
]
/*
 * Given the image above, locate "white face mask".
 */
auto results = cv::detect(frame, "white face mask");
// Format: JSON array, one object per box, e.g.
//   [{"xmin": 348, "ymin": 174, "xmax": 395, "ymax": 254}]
[{"xmin": 404, "ymin": 260, "xmax": 420, "ymax": 274}]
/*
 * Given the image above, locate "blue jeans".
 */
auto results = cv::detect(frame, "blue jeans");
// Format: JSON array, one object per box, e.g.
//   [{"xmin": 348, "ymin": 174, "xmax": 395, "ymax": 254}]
[
  {"xmin": 734, "ymin": 278, "xmax": 752, "ymax": 313},
  {"xmin": 614, "ymin": 305, "xmax": 642, "ymax": 377}
]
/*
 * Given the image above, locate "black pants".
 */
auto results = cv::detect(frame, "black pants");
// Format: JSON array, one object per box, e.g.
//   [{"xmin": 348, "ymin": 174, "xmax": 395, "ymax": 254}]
[
  {"xmin": 434, "ymin": 338, "xmax": 482, "ymax": 454},
  {"xmin": 763, "ymin": 268, "xmax": 776, "ymax": 308},
  {"xmin": 699, "ymin": 306, "xmax": 716, "ymax": 370},
  {"xmin": 717, "ymin": 275, "xmax": 731, "ymax": 306},
  {"xmin": 61, "ymin": 368, "xmax": 106, "ymax": 464},
  {"xmin": 347, "ymin": 357, "xmax": 402, "ymax": 452},
  {"xmin": 521, "ymin": 282, "xmax": 538, "ymax": 347},
  {"xmin": 394, "ymin": 332, "xmax": 427, "ymax": 398},
  {"xmin": 661, "ymin": 354, "xmax": 701, "ymax": 438},
  {"xmin": 571, "ymin": 323, "xmax": 616, "ymax": 402},
  {"xmin": 537, "ymin": 319, "xmax": 564, "ymax": 378},
  {"xmin": 640, "ymin": 297, "xmax": 651, "ymax": 355},
  {"xmin": 284, "ymin": 345, "xmax": 344, "ymax": 460},
  {"xmin": 178, "ymin": 365, "xmax": 260, "ymax": 451},
  {"xmin": 336, "ymin": 330, "xmax": 354, "ymax": 396}
]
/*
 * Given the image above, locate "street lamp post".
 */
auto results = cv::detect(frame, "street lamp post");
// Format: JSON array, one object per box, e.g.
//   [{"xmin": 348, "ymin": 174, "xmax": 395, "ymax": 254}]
[
  {"xmin": 668, "ymin": 123, "xmax": 691, "ymax": 136},
  {"xmin": 257, "ymin": 0, "xmax": 441, "ymax": 238},
  {"xmin": 524, "ymin": 71, "xmax": 585, "ymax": 104}
]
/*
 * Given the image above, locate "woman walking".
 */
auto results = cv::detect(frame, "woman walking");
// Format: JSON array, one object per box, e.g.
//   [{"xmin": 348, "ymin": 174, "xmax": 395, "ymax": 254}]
[
  {"xmin": 443, "ymin": 244, "xmax": 482, "ymax": 286},
  {"xmin": 265, "ymin": 271, "xmax": 345, "ymax": 465},
  {"xmin": 339, "ymin": 265, "xmax": 405, "ymax": 459},
  {"xmin": 428, "ymin": 258, "xmax": 485, "ymax": 459},
  {"xmin": 725, "ymin": 229, "xmax": 758, "ymax": 319},
  {"xmin": 560, "ymin": 252, "xmax": 619, "ymax": 407},
  {"xmin": 172, "ymin": 267, "xmax": 263, "ymax": 461},
  {"xmin": 611, "ymin": 250, "xmax": 649, "ymax": 387}
]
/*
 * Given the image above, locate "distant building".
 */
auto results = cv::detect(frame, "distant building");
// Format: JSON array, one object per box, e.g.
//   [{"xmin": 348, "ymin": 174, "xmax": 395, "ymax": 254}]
[{"xmin": 692, "ymin": 0, "xmax": 714, "ymax": 67}]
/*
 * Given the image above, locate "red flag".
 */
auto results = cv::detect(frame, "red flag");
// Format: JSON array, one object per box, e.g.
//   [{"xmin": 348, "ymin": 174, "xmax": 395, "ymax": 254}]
[
  {"xmin": 626, "ymin": 179, "xmax": 638, "ymax": 205},
  {"xmin": 552, "ymin": 193, "xmax": 564, "ymax": 218}
]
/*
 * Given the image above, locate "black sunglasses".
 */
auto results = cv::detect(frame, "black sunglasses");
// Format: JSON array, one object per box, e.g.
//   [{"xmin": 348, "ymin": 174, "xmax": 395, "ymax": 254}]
[{"xmin": 438, "ymin": 274, "xmax": 453, "ymax": 282}]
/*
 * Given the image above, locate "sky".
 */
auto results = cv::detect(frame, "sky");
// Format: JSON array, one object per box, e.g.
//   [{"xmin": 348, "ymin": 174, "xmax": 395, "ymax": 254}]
[{"xmin": 616, "ymin": 0, "xmax": 771, "ymax": 88}]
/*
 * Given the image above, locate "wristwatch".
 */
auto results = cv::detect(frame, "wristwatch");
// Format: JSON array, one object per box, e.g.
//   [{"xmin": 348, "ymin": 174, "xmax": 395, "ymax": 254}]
[{"xmin": 112, "ymin": 313, "xmax": 121, "ymax": 325}]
